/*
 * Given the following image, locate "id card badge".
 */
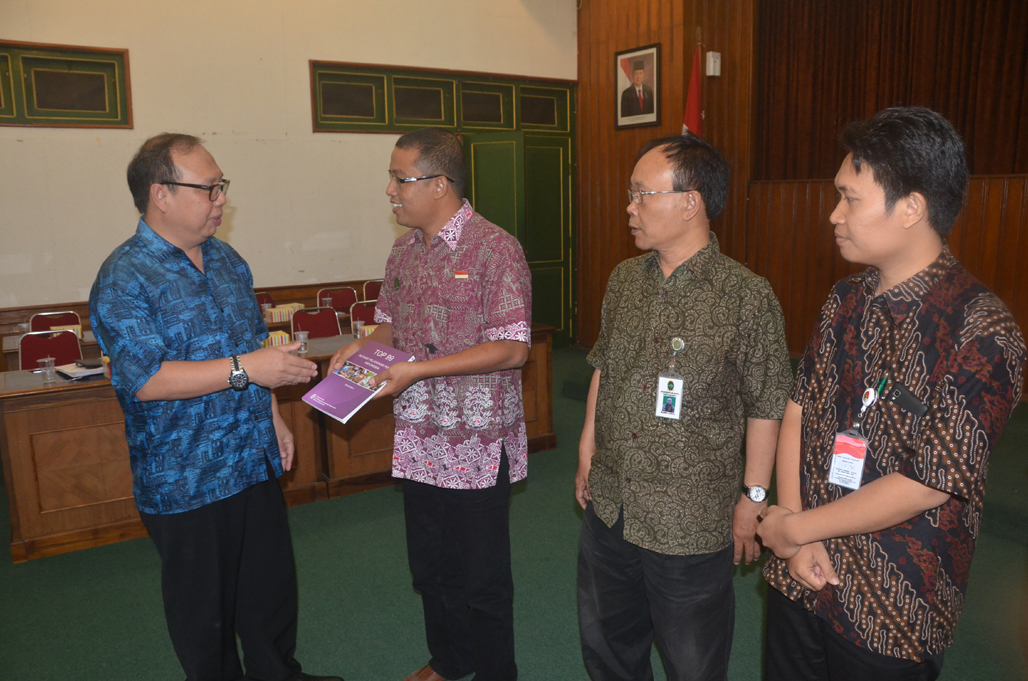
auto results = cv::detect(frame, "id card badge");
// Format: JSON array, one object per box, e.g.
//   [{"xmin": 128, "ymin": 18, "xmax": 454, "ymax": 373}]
[
  {"xmin": 828, "ymin": 429, "xmax": 867, "ymax": 490},
  {"xmin": 655, "ymin": 375, "xmax": 684, "ymax": 419}
]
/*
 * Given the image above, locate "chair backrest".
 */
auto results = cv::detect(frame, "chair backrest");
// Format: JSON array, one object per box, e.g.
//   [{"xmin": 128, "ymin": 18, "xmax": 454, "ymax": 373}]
[
  {"xmin": 316, "ymin": 287, "xmax": 358, "ymax": 313},
  {"xmin": 29, "ymin": 311, "xmax": 81, "ymax": 332},
  {"xmin": 19, "ymin": 330, "xmax": 83, "ymax": 370},
  {"xmin": 349, "ymin": 300, "xmax": 378, "ymax": 326},
  {"xmin": 363, "ymin": 279, "xmax": 383, "ymax": 301},
  {"xmin": 290, "ymin": 307, "xmax": 342, "ymax": 339},
  {"xmin": 255, "ymin": 292, "xmax": 274, "ymax": 308}
]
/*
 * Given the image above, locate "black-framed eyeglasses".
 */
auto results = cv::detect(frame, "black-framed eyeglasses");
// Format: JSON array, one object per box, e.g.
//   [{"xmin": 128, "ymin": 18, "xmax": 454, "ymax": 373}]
[
  {"xmin": 627, "ymin": 188, "xmax": 691, "ymax": 205},
  {"xmin": 164, "ymin": 179, "xmax": 230, "ymax": 201},
  {"xmin": 388, "ymin": 172, "xmax": 456, "ymax": 185}
]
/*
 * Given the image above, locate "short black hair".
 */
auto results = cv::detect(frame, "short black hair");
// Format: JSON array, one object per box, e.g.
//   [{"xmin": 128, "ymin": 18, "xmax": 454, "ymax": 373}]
[
  {"xmin": 127, "ymin": 133, "xmax": 204, "ymax": 214},
  {"xmin": 636, "ymin": 133, "xmax": 730, "ymax": 220},
  {"xmin": 841, "ymin": 107, "xmax": 968, "ymax": 236},
  {"xmin": 395, "ymin": 128, "xmax": 467, "ymax": 198}
]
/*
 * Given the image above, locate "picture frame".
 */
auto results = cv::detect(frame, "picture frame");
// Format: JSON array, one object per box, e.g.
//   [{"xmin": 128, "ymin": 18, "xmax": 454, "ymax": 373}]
[{"xmin": 615, "ymin": 43, "xmax": 660, "ymax": 129}]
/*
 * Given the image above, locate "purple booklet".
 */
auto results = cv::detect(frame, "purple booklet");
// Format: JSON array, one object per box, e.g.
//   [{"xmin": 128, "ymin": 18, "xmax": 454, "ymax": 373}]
[{"xmin": 302, "ymin": 341, "xmax": 416, "ymax": 424}]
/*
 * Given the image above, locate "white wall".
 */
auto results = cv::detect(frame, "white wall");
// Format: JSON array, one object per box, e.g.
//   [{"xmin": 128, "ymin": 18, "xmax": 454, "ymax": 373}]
[{"xmin": 0, "ymin": 0, "xmax": 578, "ymax": 307}]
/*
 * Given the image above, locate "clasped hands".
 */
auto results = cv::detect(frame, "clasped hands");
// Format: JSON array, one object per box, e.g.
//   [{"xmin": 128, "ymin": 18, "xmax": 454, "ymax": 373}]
[{"xmin": 757, "ymin": 505, "xmax": 840, "ymax": 592}]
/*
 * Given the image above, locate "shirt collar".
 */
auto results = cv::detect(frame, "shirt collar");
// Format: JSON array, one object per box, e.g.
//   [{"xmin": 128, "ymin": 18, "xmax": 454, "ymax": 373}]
[
  {"xmin": 135, "ymin": 217, "xmax": 212, "ymax": 265},
  {"xmin": 406, "ymin": 199, "xmax": 474, "ymax": 252},
  {"xmin": 860, "ymin": 248, "xmax": 956, "ymax": 323},
  {"xmin": 135, "ymin": 218, "xmax": 180, "ymax": 262},
  {"xmin": 643, "ymin": 231, "xmax": 721, "ymax": 283}
]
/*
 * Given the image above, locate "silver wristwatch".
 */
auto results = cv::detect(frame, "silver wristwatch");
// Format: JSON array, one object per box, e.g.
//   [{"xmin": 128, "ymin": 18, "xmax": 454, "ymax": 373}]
[
  {"xmin": 742, "ymin": 483, "xmax": 767, "ymax": 503},
  {"xmin": 228, "ymin": 354, "xmax": 249, "ymax": 391}
]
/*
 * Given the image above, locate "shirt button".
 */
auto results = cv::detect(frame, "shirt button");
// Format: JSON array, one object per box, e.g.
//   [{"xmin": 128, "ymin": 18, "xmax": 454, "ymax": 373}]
[
  {"xmin": 625, "ymin": 477, "xmax": 632, "ymax": 483},
  {"xmin": 631, "ymin": 433, "xmax": 637, "ymax": 440},
  {"xmin": 653, "ymin": 336, "xmax": 659, "ymax": 343},
  {"xmin": 641, "ymin": 384, "xmax": 647, "ymax": 391}
]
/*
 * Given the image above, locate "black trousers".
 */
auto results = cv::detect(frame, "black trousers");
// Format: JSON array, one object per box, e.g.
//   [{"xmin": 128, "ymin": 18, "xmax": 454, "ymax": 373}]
[
  {"xmin": 140, "ymin": 470, "xmax": 303, "ymax": 681},
  {"xmin": 577, "ymin": 504, "xmax": 735, "ymax": 681},
  {"xmin": 764, "ymin": 587, "xmax": 944, "ymax": 681},
  {"xmin": 402, "ymin": 450, "xmax": 516, "ymax": 681}
]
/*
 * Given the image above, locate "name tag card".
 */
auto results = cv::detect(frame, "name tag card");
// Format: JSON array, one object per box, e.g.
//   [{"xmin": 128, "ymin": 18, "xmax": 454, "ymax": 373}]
[
  {"xmin": 655, "ymin": 375, "xmax": 683, "ymax": 420},
  {"xmin": 828, "ymin": 430, "xmax": 867, "ymax": 490}
]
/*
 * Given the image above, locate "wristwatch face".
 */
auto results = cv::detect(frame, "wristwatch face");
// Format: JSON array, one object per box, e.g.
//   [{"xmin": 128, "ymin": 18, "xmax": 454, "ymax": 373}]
[
  {"xmin": 229, "ymin": 369, "xmax": 248, "ymax": 390},
  {"xmin": 747, "ymin": 485, "xmax": 767, "ymax": 503},
  {"xmin": 229, "ymin": 356, "xmax": 248, "ymax": 391}
]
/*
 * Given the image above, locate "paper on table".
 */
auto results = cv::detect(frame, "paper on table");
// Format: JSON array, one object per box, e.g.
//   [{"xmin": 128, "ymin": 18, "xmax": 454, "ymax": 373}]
[{"xmin": 55, "ymin": 362, "xmax": 105, "ymax": 380}]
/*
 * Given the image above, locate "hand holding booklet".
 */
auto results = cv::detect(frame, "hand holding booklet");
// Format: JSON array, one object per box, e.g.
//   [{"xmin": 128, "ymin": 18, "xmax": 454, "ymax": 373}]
[{"xmin": 302, "ymin": 340, "xmax": 415, "ymax": 424}]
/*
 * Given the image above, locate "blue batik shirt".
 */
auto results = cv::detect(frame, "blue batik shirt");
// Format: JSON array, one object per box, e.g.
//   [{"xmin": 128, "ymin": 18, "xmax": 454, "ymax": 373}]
[{"xmin": 89, "ymin": 218, "xmax": 280, "ymax": 514}]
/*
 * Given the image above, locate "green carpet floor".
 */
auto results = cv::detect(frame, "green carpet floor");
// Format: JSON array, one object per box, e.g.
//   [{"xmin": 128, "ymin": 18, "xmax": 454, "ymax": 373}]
[{"xmin": 1, "ymin": 347, "xmax": 1026, "ymax": 680}]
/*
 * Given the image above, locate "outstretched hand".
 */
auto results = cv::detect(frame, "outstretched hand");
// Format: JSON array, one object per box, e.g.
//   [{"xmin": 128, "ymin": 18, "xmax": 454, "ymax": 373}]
[{"xmin": 243, "ymin": 342, "xmax": 318, "ymax": 389}]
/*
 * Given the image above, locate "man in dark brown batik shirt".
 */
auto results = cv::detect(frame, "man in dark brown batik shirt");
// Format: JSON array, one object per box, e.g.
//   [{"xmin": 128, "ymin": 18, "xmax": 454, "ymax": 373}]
[
  {"xmin": 575, "ymin": 134, "xmax": 792, "ymax": 681},
  {"xmin": 758, "ymin": 108, "xmax": 1026, "ymax": 681}
]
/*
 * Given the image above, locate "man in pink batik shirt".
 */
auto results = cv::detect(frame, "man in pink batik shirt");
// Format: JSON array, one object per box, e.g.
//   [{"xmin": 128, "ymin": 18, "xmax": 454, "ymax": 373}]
[{"xmin": 330, "ymin": 128, "xmax": 531, "ymax": 681}]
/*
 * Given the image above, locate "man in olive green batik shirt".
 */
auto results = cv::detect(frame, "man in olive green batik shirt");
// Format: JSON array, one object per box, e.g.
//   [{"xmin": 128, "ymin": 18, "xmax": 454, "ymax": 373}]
[{"xmin": 575, "ymin": 134, "xmax": 791, "ymax": 681}]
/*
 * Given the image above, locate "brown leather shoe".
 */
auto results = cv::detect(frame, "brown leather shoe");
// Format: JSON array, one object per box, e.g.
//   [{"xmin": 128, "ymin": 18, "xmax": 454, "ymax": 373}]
[{"xmin": 403, "ymin": 664, "xmax": 448, "ymax": 681}]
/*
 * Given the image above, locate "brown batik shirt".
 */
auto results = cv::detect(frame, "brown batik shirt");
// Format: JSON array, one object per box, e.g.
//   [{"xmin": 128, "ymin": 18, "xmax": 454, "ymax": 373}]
[
  {"xmin": 763, "ymin": 249, "xmax": 1026, "ymax": 660},
  {"xmin": 587, "ymin": 234, "xmax": 792, "ymax": 555}
]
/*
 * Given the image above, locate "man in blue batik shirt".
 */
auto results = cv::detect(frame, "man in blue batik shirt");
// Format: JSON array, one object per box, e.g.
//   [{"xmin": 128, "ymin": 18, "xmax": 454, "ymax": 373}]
[{"xmin": 90, "ymin": 133, "xmax": 342, "ymax": 681}]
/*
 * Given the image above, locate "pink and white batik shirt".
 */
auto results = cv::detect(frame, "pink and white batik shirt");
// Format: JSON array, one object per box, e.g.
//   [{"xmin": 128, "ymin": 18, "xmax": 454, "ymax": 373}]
[{"xmin": 375, "ymin": 199, "xmax": 532, "ymax": 489}]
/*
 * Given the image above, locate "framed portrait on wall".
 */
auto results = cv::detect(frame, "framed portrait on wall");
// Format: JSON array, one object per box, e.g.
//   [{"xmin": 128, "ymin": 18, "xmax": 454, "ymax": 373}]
[{"xmin": 615, "ymin": 43, "xmax": 660, "ymax": 129}]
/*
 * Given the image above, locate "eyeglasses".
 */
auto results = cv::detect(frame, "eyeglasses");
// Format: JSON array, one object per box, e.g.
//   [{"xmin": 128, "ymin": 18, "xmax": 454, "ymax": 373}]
[
  {"xmin": 627, "ymin": 188, "xmax": 692, "ymax": 205},
  {"xmin": 388, "ymin": 172, "xmax": 456, "ymax": 185},
  {"xmin": 164, "ymin": 179, "xmax": 230, "ymax": 201}
]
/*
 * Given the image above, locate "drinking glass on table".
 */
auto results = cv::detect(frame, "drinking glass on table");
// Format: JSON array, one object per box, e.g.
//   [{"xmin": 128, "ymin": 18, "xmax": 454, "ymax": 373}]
[
  {"xmin": 294, "ymin": 330, "xmax": 309, "ymax": 355},
  {"xmin": 351, "ymin": 320, "xmax": 364, "ymax": 338},
  {"xmin": 320, "ymin": 296, "xmax": 332, "ymax": 309},
  {"xmin": 38, "ymin": 357, "xmax": 57, "ymax": 384}
]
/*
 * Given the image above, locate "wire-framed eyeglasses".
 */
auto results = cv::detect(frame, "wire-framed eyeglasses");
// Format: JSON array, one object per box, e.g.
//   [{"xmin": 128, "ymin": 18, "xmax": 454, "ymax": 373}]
[
  {"xmin": 627, "ymin": 188, "xmax": 691, "ymax": 205},
  {"xmin": 388, "ymin": 172, "xmax": 456, "ymax": 185},
  {"xmin": 164, "ymin": 180, "xmax": 230, "ymax": 201}
]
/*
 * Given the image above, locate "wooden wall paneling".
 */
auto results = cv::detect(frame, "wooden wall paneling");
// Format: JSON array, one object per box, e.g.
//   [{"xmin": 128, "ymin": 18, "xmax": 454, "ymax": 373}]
[
  {"xmin": 747, "ymin": 179, "xmax": 861, "ymax": 354},
  {"xmin": 746, "ymin": 177, "xmax": 1028, "ymax": 401},
  {"xmin": 993, "ymin": 180, "xmax": 1028, "ymax": 320},
  {"xmin": 755, "ymin": 0, "xmax": 1028, "ymax": 181}
]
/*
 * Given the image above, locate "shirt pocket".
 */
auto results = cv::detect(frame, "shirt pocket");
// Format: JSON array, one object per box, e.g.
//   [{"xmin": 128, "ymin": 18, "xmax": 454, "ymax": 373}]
[{"xmin": 444, "ymin": 278, "xmax": 484, "ymax": 341}]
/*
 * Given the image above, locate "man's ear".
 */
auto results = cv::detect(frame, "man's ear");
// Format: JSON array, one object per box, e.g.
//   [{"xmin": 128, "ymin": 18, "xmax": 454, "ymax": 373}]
[
  {"xmin": 432, "ymin": 176, "xmax": 450, "ymax": 200},
  {"xmin": 150, "ymin": 183, "xmax": 170, "ymax": 213},
  {"xmin": 681, "ymin": 190, "xmax": 704, "ymax": 222},
  {"xmin": 901, "ymin": 191, "xmax": 928, "ymax": 229}
]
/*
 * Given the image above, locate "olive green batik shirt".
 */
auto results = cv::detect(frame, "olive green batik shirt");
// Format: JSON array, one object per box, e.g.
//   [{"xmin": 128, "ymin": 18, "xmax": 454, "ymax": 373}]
[{"xmin": 587, "ymin": 234, "xmax": 791, "ymax": 555}]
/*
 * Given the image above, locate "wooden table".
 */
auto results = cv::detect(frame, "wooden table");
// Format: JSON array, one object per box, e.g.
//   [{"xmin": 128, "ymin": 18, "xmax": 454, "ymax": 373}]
[{"xmin": 1, "ymin": 326, "xmax": 554, "ymax": 563}]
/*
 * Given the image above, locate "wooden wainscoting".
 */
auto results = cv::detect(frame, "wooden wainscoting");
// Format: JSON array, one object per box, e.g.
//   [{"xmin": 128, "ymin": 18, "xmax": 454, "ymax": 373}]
[
  {"xmin": 746, "ymin": 176, "xmax": 1028, "ymax": 399},
  {"xmin": 745, "ymin": 179, "xmax": 860, "ymax": 352}
]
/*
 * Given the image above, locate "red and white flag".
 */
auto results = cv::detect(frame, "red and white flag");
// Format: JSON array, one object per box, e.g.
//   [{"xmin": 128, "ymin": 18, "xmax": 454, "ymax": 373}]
[{"xmin": 682, "ymin": 43, "xmax": 703, "ymax": 136}]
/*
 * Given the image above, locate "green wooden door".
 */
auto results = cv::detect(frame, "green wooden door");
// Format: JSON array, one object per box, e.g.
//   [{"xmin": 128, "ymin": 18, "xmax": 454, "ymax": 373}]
[{"xmin": 464, "ymin": 132, "xmax": 574, "ymax": 346}]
